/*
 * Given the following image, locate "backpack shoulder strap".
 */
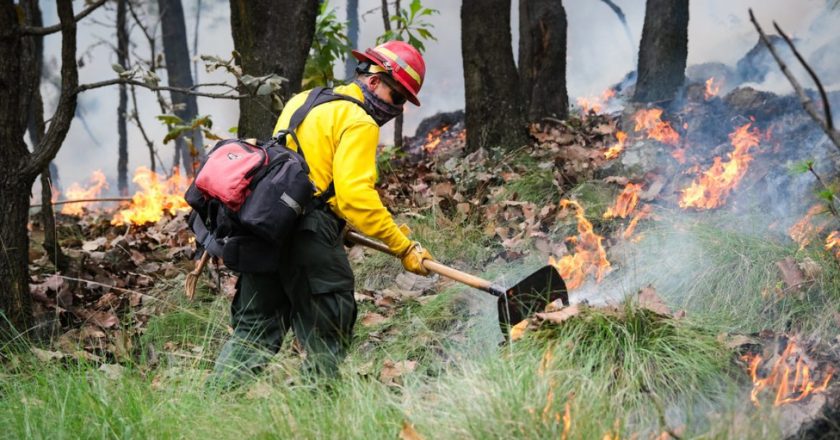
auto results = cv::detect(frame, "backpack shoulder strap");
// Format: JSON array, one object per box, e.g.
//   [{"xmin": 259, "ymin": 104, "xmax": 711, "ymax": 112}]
[
  {"xmin": 280, "ymin": 86, "xmax": 373, "ymax": 208},
  {"xmin": 285, "ymin": 86, "xmax": 373, "ymax": 133}
]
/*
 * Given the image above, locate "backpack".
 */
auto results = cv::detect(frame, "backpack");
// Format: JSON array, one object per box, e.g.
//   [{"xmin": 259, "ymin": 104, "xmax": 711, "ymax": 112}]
[{"xmin": 185, "ymin": 87, "xmax": 369, "ymax": 273}]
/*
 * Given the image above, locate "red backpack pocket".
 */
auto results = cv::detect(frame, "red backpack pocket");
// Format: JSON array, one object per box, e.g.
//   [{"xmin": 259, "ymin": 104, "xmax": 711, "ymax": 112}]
[{"xmin": 195, "ymin": 140, "xmax": 268, "ymax": 212}]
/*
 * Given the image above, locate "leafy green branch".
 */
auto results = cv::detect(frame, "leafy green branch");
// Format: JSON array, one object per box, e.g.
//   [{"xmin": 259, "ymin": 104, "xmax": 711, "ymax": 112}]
[
  {"xmin": 303, "ymin": 2, "xmax": 352, "ymax": 89},
  {"xmin": 789, "ymin": 159, "xmax": 839, "ymax": 217},
  {"xmin": 376, "ymin": 0, "xmax": 439, "ymax": 52}
]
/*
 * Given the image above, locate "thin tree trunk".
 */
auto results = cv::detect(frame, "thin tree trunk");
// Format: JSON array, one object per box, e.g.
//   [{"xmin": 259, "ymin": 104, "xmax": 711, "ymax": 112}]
[
  {"xmin": 22, "ymin": 0, "xmax": 68, "ymax": 273},
  {"xmin": 117, "ymin": 0, "xmax": 129, "ymax": 194},
  {"xmin": 1, "ymin": 0, "xmax": 79, "ymax": 337},
  {"xmin": 229, "ymin": 0, "xmax": 319, "ymax": 138},
  {"xmin": 193, "ymin": 0, "xmax": 201, "ymax": 85},
  {"xmin": 461, "ymin": 0, "xmax": 528, "ymax": 152},
  {"xmin": 379, "ymin": 0, "xmax": 405, "ymax": 148},
  {"xmin": 633, "ymin": 0, "xmax": 689, "ymax": 103},
  {"xmin": 344, "ymin": 0, "xmax": 359, "ymax": 81},
  {"xmin": 519, "ymin": 0, "xmax": 569, "ymax": 121},
  {"xmin": 158, "ymin": 0, "xmax": 203, "ymax": 175}
]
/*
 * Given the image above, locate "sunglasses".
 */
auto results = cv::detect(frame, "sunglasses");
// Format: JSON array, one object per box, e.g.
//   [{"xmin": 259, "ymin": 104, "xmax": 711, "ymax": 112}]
[{"xmin": 377, "ymin": 74, "xmax": 408, "ymax": 106}]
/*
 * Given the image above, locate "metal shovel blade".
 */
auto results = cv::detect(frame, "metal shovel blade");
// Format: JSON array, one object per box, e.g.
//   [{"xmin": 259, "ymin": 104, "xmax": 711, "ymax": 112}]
[{"xmin": 497, "ymin": 265, "xmax": 568, "ymax": 332}]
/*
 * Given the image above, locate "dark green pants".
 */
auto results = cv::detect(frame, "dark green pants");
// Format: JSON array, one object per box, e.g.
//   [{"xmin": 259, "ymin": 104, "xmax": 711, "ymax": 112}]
[{"xmin": 208, "ymin": 209, "xmax": 357, "ymax": 388}]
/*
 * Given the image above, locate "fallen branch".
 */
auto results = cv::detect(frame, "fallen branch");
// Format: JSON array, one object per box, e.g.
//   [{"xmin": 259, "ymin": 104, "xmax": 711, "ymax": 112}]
[
  {"xmin": 31, "ymin": 197, "xmax": 131, "ymax": 208},
  {"xmin": 748, "ymin": 9, "xmax": 840, "ymax": 150},
  {"xmin": 21, "ymin": 0, "xmax": 108, "ymax": 36}
]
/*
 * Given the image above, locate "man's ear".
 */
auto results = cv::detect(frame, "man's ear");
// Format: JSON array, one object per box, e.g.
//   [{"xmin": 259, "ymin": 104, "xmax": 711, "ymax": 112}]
[{"xmin": 366, "ymin": 74, "xmax": 381, "ymax": 89}]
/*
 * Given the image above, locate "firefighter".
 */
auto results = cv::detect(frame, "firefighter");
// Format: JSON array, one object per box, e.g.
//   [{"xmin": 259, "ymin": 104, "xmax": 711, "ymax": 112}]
[{"xmin": 209, "ymin": 41, "xmax": 433, "ymax": 387}]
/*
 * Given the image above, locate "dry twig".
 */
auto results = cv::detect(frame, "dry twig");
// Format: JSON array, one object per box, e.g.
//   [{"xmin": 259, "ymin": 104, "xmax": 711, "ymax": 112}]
[{"xmin": 748, "ymin": 9, "xmax": 840, "ymax": 150}]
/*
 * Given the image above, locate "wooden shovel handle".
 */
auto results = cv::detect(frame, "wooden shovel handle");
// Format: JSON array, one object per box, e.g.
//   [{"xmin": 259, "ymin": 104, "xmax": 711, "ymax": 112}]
[
  {"xmin": 193, "ymin": 251, "xmax": 211, "ymax": 274},
  {"xmin": 345, "ymin": 230, "xmax": 503, "ymax": 296}
]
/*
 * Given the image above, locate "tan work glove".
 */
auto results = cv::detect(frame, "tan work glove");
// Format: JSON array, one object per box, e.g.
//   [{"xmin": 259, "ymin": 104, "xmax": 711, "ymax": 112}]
[{"xmin": 401, "ymin": 242, "xmax": 434, "ymax": 276}]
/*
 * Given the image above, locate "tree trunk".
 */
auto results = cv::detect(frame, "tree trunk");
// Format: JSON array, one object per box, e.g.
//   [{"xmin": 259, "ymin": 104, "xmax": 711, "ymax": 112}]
[
  {"xmin": 632, "ymin": 0, "xmax": 689, "ymax": 104},
  {"xmin": 229, "ymin": 0, "xmax": 318, "ymax": 138},
  {"xmin": 117, "ymin": 0, "xmax": 129, "ymax": 194},
  {"xmin": 0, "ymin": 0, "xmax": 79, "ymax": 337},
  {"xmin": 21, "ymin": 0, "xmax": 67, "ymax": 272},
  {"xmin": 461, "ymin": 0, "xmax": 528, "ymax": 152},
  {"xmin": 1, "ymin": 2, "xmax": 32, "ymax": 334},
  {"xmin": 378, "ymin": 0, "xmax": 405, "ymax": 148},
  {"xmin": 519, "ymin": 0, "xmax": 569, "ymax": 121},
  {"xmin": 344, "ymin": 0, "xmax": 359, "ymax": 81},
  {"xmin": 158, "ymin": 0, "xmax": 203, "ymax": 175}
]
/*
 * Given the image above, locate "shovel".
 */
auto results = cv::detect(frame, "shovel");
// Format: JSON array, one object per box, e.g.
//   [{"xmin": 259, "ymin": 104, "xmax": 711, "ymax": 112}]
[{"xmin": 345, "ymin": 230, "xmax": 568, "ymax": 331}]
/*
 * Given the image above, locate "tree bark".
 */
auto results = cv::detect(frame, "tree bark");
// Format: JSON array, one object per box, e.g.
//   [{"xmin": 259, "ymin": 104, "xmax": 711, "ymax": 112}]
[
  {"xmin": 344, "ymin": 0, "xmax": 359, "ymax": 81},
  {"xmin": 519, "ymin": 0, "xmax": 569, "ymax": 121},
  {"xmin": 1, "ymin": 0, "xmax": 79, "ymax": 337},
  {"xmin": 461, "ymin": 0, "xmax": 528, "ymax": 152},
  {"xmin": 117, "ymin": 0, "xmax": 129, "ymax": 194},
  {"xmin": 158, "ymin": 0, "xmax": 203, "ymax": 175},
  {"xmin": 633, "ymin": 0, "xmax": 689, "ymax": 104},
  {"xmin": 21, "ymin": 0, "xmax": 67, "ymax": 272},
  {"xmin": 229, "ymin": 0, "xmax": 319, "ymax": 138}
]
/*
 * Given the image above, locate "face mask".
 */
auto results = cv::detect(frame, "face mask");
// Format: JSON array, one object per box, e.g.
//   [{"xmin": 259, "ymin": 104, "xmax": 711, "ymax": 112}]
[{"xmin": 355, "ymin": 79, "xmax": 403, "ymax": 126}]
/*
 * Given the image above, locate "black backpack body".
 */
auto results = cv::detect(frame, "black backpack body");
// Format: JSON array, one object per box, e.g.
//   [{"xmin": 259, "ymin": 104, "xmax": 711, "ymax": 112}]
[{"xmin": 185, "ymin": 87, "xmax": 369, "ymax": 273}]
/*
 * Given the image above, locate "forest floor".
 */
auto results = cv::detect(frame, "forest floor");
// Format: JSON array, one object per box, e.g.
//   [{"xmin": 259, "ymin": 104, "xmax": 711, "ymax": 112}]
[{"xmin": 3, "ymin": 110, "xmax": 840, "ymax": 439}]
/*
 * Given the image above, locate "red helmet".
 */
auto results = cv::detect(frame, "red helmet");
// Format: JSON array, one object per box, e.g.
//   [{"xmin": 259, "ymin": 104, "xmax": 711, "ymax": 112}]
[{"xmin": 352, "ymin": 41, "xmax": 426, "ymax": 106}]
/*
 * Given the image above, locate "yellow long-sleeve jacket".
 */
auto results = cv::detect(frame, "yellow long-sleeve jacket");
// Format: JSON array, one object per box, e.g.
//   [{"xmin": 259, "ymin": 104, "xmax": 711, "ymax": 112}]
[{"xmin": 272, "ymin": 83, "xmax": 412, "ymax": 256}]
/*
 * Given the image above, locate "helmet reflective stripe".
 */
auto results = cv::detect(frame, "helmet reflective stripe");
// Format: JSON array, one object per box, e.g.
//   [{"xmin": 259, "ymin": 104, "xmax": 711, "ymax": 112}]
[{"xmin": 371, "ymin": 46, "xmax": 423, "ymax": 87}]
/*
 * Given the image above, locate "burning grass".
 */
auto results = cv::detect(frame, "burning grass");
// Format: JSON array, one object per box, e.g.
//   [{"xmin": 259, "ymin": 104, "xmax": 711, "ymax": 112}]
[{"xmin": 625, "ymin": 212, "xmax": 840, "ymax": 337}]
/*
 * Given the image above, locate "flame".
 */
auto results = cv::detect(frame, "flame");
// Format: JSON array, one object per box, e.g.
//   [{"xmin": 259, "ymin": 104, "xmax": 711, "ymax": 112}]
[
  {"xmin": 678, "ymin": 123, "xmax": 761, "ymax": 210},
  {"xmin": 623, "ymin": 204, "xmax": 653, "ymax": 240},
  {"xmin": 741, "ymin": 339, "xmax": 833, "ymax": 407},
  {"xmin": 561, "ymin": 401, "xmax": 571, "ymax": 440},
  {"xmin": 60, "ymin": 170, "xmax": 109, "ymax": 216},
  {"xmin": 604, "ymin": 131, "xmax": 627, "ymax": 160},
  {"xmin": 423, "ymin": 125, "xmax": 449, "ymax": 153},
  {"xmin": 604, "ymin": 183, "xmax": 642, "ymax": 219},
  {"xmin": 578, "ymin": 88, "xmax": 617, "ymax": 115},
  {"xmin": 789, "ymin": 205, "xmax": 829, "ymax": 249},
  {"xmin": 111, "ymin": 167, "xmax": 191, "ymax": 226},
  {"xmin": 549, "ymin": 200, "xmax": 611, "ymax": 290},
  {"xmin": 826, "ymin": 231, "xmax": 840, "ymax": 259},
  {"xmin": 704, "ymin": 77, "xmax": 722, "ymax": 100},
  {"xmin": 633, "ymin": 108, "xmax": 680, "ymax": 146}
]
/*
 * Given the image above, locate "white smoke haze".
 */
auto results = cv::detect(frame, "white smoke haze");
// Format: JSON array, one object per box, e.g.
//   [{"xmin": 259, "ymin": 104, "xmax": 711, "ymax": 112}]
[{"xmin": 33, "ymin": 0, "xmax": 838, "ymax": 196}]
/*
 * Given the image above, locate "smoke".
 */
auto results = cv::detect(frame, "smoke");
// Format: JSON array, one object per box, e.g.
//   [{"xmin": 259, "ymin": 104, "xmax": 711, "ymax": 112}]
[{"xmin": 33, "ymin": 0, "xmax": 835, "ymax": 195}]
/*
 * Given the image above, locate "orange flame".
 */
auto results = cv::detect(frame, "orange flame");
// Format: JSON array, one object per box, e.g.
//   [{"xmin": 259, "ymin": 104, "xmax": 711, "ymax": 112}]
[
  {"xmin": 789, "ymin": 205, "xmax": 829, "ymax": 249},
  {"xmin": 424, "ymin": 125, "xmax": 449, "ymax": 153},
  {"xmin": 633, "ymin": 108, "xmax": 680, "ymax": 146},
  {"xmin": 826, "ymin": 231, "xmax": 840, "ymax": 259},
  {"xmin": 741, "ymin": 339, "xmax": 833, "ymax": 407},
  {"xmin": 549, "ymin": 200, "xmax": 611, "ymax": 290},
  {"xmin": 111, "ymin": 167, "xmax": 191, "ymax": 226},
  {"xmin": 704, "ymin": 77, "xmax": 722, "ymax": 100},
  {"xmin": 604, "ymin": 131, "xmax": 627, "ymax": 160},
  {"xmin": 623, "ymin": 204, "xmax": 653, "ymax": 240},
  {"xmin": 60, "ymin": 170, "xmax": 109, "ymax": 216},
  {"xmin": 578, "ymin": 88, "xmax": 617, "ymax": 115},
  {"xmin": 678, "ymin": 123, "xmax": 761, "ymax": 210},
  {"xmin": 604, "ymin": 183, "xmax": 642, "ymax": 219}
]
